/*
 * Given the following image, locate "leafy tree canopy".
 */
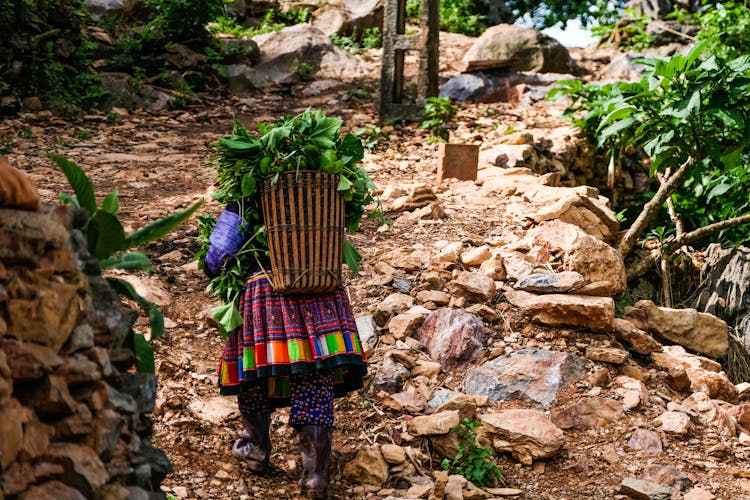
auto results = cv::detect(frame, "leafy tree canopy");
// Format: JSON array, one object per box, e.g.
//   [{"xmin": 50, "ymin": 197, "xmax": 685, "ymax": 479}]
[{"xmin": 506, "ymin": 0, "xmax": 628, "ymax": 29}]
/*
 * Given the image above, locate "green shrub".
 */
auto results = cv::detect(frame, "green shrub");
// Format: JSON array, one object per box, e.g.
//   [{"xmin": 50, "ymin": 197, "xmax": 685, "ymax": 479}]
[
  {"xmin": 0, "ymin": 0, "xmax": 106, "ymax": 113},
  {"xmin": 421, "ymin": 97, "xmax": 456, "ymax": 143},
  {"xmin": 208, "ymin": 7, "xmax": 310, "ymax": 39},
  {"xmin": 441, "ymin": 419, "xmax": 504, "ymax": 487},
  {"xmin": 405, "ymin": 0, "xmax": 422, "ymax": 22},
  {"xmin": 330, "ymin": 27, "xmax": 382, "ymax": 53},
  {"xmin": 143, "ymin": 0, "xmax": 224, "ymax": 47},
  {"xmin": 54, "ymin": 156, "xmax": 202, "ymax": 372},
  {"xmin": 549, "ymin": 41, "xmax": 750, "ymax": 247},
  {"xmin": 441, "ymin": 0, "xmax": 487, "ymax": 36},
  {"xmin": 403, "ymin": 0, "xmax": 486, "ymax": 36},
  {"xmin": 693, "ymin": 1, "xmax": 750, "ymax": 59}
]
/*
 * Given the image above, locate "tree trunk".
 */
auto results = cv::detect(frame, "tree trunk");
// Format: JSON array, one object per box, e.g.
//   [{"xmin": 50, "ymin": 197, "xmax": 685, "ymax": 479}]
[{"xmin": 695, "ymin": 244, "xmax": 750, "ymax": 347}]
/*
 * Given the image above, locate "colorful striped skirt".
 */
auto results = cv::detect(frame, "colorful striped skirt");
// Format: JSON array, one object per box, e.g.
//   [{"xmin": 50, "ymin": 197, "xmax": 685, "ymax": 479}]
[{"xmin": 218, "ymin": 271, "xmax": 367, "ymax": 407}]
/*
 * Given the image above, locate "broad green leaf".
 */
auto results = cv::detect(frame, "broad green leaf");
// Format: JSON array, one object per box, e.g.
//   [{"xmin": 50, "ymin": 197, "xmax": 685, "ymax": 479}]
[
  {"xmin": 343, "ymin": 239, "xmax": 361, "ymax": 273},
  {"xmin": 336, "ymin": 175, "xmax": 353, "ymax": 192},
  {"xmin": 720, "ymin": 146, "xmax": 744, "ymax": 169},
  {"xmin": 728, "ymin": 54, "xmax": 750, "ymax": 73},
  {"xmin": 261, "ymin": 125, "xmax": 292, "ymax": 150},
  {"xmin": 685, "ymin": 89, "xmax": 701, "ymax": 118},
  {"xmin": 684, "ymin": 39, "xmax": 709, "ymax": 71},
  {"xmin": 220, "ymin": 137, "xmax": 261, "ymax": 152},
  {"xmin": 100, "ymin": 252, "xmax": 155, "ymax": 272},
  {"xmin": 101, "ymin": 189, "xmax": 119, "ymax": 215},
  {"xmin": 212, "ymin": 302, "xmax": 243, "ymax": 339},
  {"xmin": 133, "ymin": 333, "xmax": 155, "ymax": 374},
  {"xmin": 698, "ymin": 56, "xmax": 719, "ymax": 73},
  {"xmin": 713, "ymin": 109, "xmax": 742, "ymax": 130},
  {"xmin": 706, "ymin": 182, "xmax": 732, "ymax": 201},
  {"xmin": 308, "ymin": 116, "xmax": 342, "ymax": 148},
  {"xmin": 596, "ymin": 106, "xmax": 634, "ymax": 133},
  {"xmin": 125, "ymin": 200, "xmax": 203, "ymax": 249},
  {"xmin": 309, "ymin": 136, "xmax": 336, "ymax": 149},
  {"xmin": 53, "ymin": 156, "xmax": 97, "ymax": 215},
  {"xmin": 598, "ymin": 117, "xmax": 636, "ymax": 145},
  {"xmin": 241, "ymin": 172, "xmax": 257, "ymax": 196},
  {"xmin": 340, "ymin": 133, "xmax": 364, "ymax": 164},
  {"xmin": 258, "ymin": 156, "xmax": 272, "ymax": 175},
  {"xmin": 107, "ymin": 276, "xmax": 165, "ymax": 341},
  {"xmin": 89, "ymin": 210, "xmax": 127, "ymax": 260}
]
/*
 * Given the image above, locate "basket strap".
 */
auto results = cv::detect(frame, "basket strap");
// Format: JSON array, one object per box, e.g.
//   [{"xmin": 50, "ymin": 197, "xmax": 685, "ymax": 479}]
[{"xmin": 253, "ymin": 253, "xmax": 272, "ymax": 281}]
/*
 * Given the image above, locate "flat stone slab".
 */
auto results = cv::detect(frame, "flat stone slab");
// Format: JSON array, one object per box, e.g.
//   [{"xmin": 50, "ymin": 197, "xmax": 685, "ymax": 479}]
[{"xmin": 463, "ymin": 348, "xmax": 588, "ymax": 408}]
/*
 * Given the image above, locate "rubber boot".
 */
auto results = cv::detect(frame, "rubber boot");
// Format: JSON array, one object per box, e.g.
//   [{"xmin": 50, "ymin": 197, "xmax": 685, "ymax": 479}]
[
  {"xmin": 232, "ymin": 413, "xmax": 271, "ymax": 472},
  {"xmin": 299, "ymin": 428, "xmax": 314, "ymax": 486},
  {"xmin": 298, "ymin": 425, "xmax": 333, "ymax": 499}
]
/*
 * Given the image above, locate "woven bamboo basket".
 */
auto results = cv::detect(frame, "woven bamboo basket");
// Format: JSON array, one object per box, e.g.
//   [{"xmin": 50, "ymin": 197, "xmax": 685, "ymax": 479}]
[{"xmin": 260, "ymin": 170, "xmax": 344, "ymax": 294}]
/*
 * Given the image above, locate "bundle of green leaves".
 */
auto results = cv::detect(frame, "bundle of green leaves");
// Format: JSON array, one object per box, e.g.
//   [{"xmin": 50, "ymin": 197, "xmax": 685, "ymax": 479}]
[{"xmin": 200, "ymin": 109, "xmax": 384, "ymax": 336}]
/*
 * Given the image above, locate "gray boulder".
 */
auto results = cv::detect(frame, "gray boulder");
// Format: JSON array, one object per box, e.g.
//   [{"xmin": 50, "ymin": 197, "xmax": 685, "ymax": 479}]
[
  {"xmin": 461, "ymin": 24, "xmax": 576, "ymax": 74},
  {"xmin": 227, "ymin": 24, "xmax": 362, "ymax": 92},
  {"xmin": 311, "ymin": 0, "xmax": 384, "ymax": 37},
  {"xmin": 463, "ymin": 349, "xmax": 588, "ymax": 408},
  {"xmin": 439, "ymin": 73, "xmax": 498, "ymax": 102},
  {"xmin": 99, "ymin": 73, "xmax": 173, "ymax": 113},
  {"xmin": 87, "ymin": 0, "xmax": 139, "ymax": 21}
]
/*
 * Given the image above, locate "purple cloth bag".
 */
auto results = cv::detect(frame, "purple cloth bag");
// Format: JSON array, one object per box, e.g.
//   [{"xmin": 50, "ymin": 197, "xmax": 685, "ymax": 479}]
[{"xmin": 205, "ymin": 209, "xmax": 247, "ymax": 278}]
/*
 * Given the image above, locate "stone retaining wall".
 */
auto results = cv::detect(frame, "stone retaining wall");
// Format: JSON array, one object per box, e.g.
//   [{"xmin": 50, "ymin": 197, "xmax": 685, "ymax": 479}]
[{"xmin": 0, "ymin": 206, "xmax": 170, "ymax": 499}]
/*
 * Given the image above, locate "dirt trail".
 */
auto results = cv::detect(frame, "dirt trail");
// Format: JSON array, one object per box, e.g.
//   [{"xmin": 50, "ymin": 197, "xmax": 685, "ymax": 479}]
[{"xmin": 4, "ymin": 38, "xmax": 750, "ymax": 500}]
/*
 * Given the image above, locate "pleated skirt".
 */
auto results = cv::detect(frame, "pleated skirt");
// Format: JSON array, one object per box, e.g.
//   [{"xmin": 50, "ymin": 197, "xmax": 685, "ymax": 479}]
[{"xmin": 218, "ymin": 271, "xmax": 367, "ymax": 407}]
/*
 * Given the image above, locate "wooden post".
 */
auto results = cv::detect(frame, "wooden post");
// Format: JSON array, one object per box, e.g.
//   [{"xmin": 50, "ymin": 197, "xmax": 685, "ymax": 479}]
[{"xmin": 380, "ymin": 0, "xmax": 439, "ymax": 123}]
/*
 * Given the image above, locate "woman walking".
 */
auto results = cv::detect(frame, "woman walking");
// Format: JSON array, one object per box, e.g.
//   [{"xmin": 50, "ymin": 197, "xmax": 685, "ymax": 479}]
[{"xmin": 204, "ymin": 203, "xmax": 368, "ymax": 498}]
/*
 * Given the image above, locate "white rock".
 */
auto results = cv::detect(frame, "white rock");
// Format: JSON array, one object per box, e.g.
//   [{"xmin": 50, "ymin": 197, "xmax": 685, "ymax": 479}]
[
  {"xmin": 654, "ymin": 411, "xmax": 691, "ymax": 435},
  {"xmin": 408, "ymin": 410, "xmax": 461, "ymax": 436},
  {"xmin": 461, "ymin": 245, "xmax": 492, "ymax": 266}
]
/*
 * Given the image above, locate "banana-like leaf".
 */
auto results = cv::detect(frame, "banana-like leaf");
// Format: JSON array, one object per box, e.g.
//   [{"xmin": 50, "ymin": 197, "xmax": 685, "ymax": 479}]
[
  {"xmin": 107, "ymin": 277, "xmax": 165, "ymax": 341},
  {"xmin": 89, "ymin": 210, "xmax": 127, "ymax": 260},
  {"xmin": 125, "ymin": 200, "xmax": 203, "ymax": 249},
  {"xmin": 101, "ymin": 189, "xmax": 119, "ymax": 215},
  {"xmin": 133, "ymin": 334, "xmax": 155, "ymax": 374},
  {"xmin": 53, "ymin": 155, "xmax": 97, "ymax": 215},
  {"xmin": 100, "ymin": 252, "xmax": 155, "ymax": 272}
]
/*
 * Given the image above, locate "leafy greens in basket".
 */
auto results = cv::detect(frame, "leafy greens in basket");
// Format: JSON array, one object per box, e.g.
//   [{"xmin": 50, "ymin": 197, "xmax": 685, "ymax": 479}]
[{"xmin": 198, "ymin": 109, "xmax": 384, "ymax": 336}]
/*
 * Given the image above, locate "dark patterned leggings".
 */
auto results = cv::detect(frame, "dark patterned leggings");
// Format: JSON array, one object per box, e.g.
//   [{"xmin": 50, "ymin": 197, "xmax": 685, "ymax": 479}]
[{"xmin": 237, "ymin": 370, "xmax": 334, "ymax": 429}]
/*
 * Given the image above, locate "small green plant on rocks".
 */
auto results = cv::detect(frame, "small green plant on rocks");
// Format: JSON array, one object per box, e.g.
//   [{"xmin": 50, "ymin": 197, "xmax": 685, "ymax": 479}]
[
  {"xmin": 330, "ymin": 27, "xmax": 382, "ymax": 53},
  {"xmin": 441, "ymin": 419, "xmax": 504, "ymax": 487},
  {"xmin": 421, "ymin": 97, "xmax": 456, "ymax": 143},
  {"xmin": 405, "ymin": 0, "xmax": 487, "ymax": 36},
  {"xmin": 354, "ymin": 124, "xmax": 388, "ymax": 150},
  {"xmin": 294, "ymin": 61, "xmax": 316, "ymax": 81}
]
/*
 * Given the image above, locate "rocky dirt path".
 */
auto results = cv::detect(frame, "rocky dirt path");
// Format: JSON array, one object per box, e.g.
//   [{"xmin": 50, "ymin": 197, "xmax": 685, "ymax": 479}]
[{"xmin": 4, "ymin": 42, "xmax": 750, "ymax": 500}]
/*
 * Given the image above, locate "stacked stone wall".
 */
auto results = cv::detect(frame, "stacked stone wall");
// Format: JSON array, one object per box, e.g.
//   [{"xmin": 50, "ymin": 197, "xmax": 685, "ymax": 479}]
[{"xmin": 0, "ymin": 206, "xmax": 170, "ymax": 499}]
